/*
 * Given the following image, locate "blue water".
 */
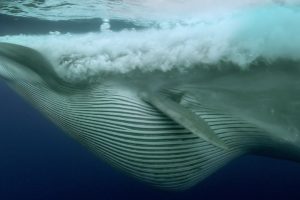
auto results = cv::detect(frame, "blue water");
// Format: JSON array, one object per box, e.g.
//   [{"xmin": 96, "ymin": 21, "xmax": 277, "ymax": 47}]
[{"xmin": 1, "ymin": 13, "xmax": 300, "ymax": 200}]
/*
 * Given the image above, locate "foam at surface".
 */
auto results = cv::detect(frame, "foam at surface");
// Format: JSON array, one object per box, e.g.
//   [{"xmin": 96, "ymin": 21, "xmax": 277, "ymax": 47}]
[{"xmin": 0, "ymin": 4, "xmax": 300, "ymax": 82}]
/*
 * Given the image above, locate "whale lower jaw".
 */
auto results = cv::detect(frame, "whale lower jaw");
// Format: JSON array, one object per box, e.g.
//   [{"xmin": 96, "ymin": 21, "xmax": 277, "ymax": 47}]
[{"xmin": 0, "ymin": 43, "xmax": 295, "ymax": 190}]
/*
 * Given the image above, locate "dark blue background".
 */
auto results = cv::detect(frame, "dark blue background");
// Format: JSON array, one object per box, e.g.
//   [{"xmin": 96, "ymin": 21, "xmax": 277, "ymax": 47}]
[{"xmin": 1, "ymin": 14, "xmax": 300, "ymax": 200}]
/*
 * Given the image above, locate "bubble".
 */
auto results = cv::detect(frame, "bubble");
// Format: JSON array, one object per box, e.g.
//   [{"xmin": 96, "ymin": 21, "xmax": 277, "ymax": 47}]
[
  {"xmin": 100, "ymin": 19, "xmax": 111, "ymax": 32},
  {"xmin": 49, "ymin": 31, "xmax": 61, "ymax": 35}
]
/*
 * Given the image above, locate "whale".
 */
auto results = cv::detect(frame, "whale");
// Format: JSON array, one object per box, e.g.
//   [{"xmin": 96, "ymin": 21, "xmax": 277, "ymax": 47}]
[{"xmin": 1, "ymin": 42, "xmax": 300, "ymax": 190}]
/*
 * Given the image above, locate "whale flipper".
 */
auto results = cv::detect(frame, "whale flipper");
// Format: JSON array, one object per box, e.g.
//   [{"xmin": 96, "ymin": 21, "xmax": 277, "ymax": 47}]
[{"xmin": 139, "ymin": 91, "xmax": 229, "ymax": 150}]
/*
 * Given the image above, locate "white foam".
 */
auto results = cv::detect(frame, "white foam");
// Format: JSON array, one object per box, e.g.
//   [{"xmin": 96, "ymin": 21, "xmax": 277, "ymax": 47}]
[{"xmin": 1, "ymin": 5, "xmax": 300, "ymax": 82}]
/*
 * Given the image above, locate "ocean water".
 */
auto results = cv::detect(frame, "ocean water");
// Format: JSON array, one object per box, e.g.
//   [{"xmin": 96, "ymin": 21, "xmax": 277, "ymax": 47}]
[{"xmin": 1, "ymin": 1, "xmax": 300, "ymax": 200}]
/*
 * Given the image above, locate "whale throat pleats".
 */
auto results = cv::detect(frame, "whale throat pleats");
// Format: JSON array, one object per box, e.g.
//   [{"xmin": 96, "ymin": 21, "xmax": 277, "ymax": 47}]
[{"xmin": 0, "ymin": 43, "xmax": 275, "ymax": 190}]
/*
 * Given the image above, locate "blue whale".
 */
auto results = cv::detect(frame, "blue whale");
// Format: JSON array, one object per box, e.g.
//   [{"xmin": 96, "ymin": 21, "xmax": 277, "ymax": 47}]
[{"xmin": 1, "ymin": 42, "xmax": 300, "ymax": 190}]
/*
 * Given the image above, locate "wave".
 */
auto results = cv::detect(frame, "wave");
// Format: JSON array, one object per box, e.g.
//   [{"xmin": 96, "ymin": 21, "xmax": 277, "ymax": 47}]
[
  {"xmin": 1, "ymin": 0, "xmax": 300, "ymax": 24},
  {"xmin": 1, "ymin": 5, "xmax": 300, "ymax": 83}
]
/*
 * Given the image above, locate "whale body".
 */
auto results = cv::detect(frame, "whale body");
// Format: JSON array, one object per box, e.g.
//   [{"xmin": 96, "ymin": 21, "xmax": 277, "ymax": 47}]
[{"xmin": 1, "ymin": 42, "xmax": 300, "ymax": 190}]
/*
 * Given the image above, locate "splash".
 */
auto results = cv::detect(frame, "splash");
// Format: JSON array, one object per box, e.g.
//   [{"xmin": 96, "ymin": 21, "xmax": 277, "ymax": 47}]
[{"xmin": 1, "ymin": 5, "xmax": 300, "ymax": 82}]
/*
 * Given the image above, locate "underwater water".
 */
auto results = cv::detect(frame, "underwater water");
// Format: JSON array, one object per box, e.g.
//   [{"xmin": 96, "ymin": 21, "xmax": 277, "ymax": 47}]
[{"xmin": 1, "ymin": 0, "xmax": 300, "ymax": 199}]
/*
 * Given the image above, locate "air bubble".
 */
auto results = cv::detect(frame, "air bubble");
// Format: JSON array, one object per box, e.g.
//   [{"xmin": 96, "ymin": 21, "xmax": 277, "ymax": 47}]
[{"xmin": 100, "ymin": 19, "xmax": 111, "ymax": 32}]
